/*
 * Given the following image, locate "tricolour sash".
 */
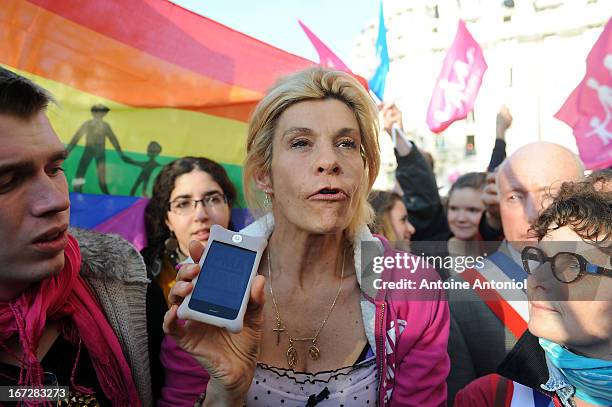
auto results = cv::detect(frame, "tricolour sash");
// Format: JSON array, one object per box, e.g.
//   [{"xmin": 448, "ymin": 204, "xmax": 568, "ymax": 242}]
[{"xmin": 462, "ymin": 250, "xmax": 529, "ymax": 339}]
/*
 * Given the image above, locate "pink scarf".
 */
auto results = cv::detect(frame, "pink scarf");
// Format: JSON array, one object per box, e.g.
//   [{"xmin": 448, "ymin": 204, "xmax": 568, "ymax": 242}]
[{"xmin": 0, "ymin": 234, "xmax": 141, "ymax": 406}]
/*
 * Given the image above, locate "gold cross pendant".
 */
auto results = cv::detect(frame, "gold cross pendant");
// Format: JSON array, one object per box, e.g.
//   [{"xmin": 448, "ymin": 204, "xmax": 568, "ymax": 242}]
[{"xmin": 272, "ymin": 318, "xmax": 285, "ymax": 345}]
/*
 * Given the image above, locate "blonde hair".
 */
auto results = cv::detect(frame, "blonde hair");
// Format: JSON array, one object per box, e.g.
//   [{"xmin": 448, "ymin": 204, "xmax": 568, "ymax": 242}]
[
  {"xmin": 368, "ymin": 190, "xmax": 403, "ymax": 241},
  {"xmin": 243, "ymin": 67, "xmax": 381, "ymax": 238}
]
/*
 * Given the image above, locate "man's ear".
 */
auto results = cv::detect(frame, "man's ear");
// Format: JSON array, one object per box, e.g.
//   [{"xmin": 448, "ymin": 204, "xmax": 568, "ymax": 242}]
[{"xmin": 254, "ymin": 169, "xmax": 273, "ymax": 195}]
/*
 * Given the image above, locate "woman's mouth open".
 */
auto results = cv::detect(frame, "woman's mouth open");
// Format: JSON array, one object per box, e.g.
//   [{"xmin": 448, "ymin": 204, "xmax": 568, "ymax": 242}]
[{"xmin": 309, "ymin": 188, "xmax": 349, "ymax": 201}]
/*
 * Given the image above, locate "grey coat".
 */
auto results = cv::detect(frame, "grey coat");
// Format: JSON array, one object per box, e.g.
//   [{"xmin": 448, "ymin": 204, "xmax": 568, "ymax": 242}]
[
  {"xmin": 446, "ymin": 241, "xmax": 527, "ymax": 405},
  {"xmin": 70, "ymin": 227, "xmax": 153, "ymax": 407}
]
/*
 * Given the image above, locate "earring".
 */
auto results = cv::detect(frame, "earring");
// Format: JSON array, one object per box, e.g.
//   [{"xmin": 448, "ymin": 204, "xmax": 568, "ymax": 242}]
[
  {"xmin": 164, "ymin": 232, "xmax": 179, "ymax": 262},
  {"xmin": 264, "ymin": 193, "xmax": 271, "ymax": 208}
]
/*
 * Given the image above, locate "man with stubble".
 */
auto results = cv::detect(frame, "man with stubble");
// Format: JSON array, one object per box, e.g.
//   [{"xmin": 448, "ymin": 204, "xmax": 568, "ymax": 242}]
[{"xmin": 447, "ymin": 141, "xmax": 585, "ymax": 404}]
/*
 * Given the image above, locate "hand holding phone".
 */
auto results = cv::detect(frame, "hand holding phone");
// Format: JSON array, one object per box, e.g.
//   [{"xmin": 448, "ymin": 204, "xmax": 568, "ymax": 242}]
[
  {"xmin": 163, "ymin": 234, "xmax": 266, "ymax": 404},
  {"xmin": 177, "ymin": 225, "xmax": 267, "ymax": 332}
]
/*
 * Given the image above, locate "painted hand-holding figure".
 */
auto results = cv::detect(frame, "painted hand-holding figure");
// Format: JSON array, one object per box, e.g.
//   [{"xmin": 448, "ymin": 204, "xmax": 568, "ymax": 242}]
[
  {"xmin": 123, "ymin": 141, "xmax": 163, "ymax": 197},
  {"xmin": 66, "ymin": 104, "xmax": 126, "ymax": 194}
]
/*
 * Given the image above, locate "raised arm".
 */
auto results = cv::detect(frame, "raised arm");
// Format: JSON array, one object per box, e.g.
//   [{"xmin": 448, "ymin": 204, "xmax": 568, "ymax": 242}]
[
  {"xmin": 104, "ymin": 123, "xmax": 125, "ymax": 156},
  {"xmin": 480, "ymin": 106, "xmax": 512, "ymax": 239},
  {"xmin": 65, "ymin": 121, "xmax": 87, "ymax": 154},
  {"xmin": 487, "ymin": 105, "xmax": 511, "ymax": 172},
  {"xmin": 381, "ymin": 103, "xmax": 450, "ymax": 241}
]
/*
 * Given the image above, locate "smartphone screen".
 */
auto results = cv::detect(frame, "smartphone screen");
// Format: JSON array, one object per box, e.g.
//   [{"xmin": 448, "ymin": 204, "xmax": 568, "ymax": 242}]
[{"xmin": 189, "ymin": 240, "xmax": 257, "ymax": 319}]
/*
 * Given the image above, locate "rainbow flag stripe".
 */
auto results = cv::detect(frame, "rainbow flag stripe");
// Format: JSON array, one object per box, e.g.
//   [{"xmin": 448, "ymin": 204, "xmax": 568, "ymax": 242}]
[{"xmin": 1, "ymin": 0, "xmax": 313, "ymax": 247}]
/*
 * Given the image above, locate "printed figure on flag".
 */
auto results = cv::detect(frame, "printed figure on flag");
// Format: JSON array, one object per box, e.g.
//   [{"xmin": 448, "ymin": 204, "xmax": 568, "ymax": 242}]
[
  {"xmin": 0, "ymin": 0, "xmax": 315, "ymax": 248},
  {"xmin": 556, "ymin": 18, "xmax": 612, "ymax": 169},
  {"xmin": 66, "ymin": 104, "xmax": 128, "ymax": 194},
  {"xmin": 426, "ymin": 20, "xmax": 487, "ymax": 133},
  {"xmin": 584, "ymin": 55, "xmax": 612, "ymax": 145},
  {"xmin": 433, "ymin": 48, "xmax": 478, "ymax": 124},
  {"xmin": 123, "ymin": 141, "xmax": 163, "ymax": 196}
]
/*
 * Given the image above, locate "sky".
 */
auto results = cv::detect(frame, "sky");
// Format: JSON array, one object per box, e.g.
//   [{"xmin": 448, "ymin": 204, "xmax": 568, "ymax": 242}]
[{"xmin": 171, "ymin": 0, "xmax": 378, "ymax": 65}]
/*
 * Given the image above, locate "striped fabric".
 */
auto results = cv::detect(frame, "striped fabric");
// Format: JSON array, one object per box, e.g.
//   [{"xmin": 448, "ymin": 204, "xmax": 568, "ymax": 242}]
[
  {"xmin": 1, "ymin": 0, "xmax": 314, "ymax": 245},
  {"xmin": 511, "ymin": 382, "xmax": 555, "ymax": 407},
  {"xmin": 455, "ymin": 374, "xmax": 558, "ymax": 407}
]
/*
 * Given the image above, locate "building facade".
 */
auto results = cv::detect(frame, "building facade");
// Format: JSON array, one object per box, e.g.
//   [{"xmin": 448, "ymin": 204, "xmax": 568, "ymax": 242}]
[{"xmin": 351, "ymin": 0, "xmax": 609, "ymax": 192}]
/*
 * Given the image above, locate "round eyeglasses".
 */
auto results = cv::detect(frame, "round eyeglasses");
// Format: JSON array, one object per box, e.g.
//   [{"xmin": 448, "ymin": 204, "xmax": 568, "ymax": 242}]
[
  {"xmin": 168, "ymin": 192, "xmax": 228, "ymax": 216},
  {"xmin": 521, "ymin": 246, "xmax": 612, "ymax": 284}
]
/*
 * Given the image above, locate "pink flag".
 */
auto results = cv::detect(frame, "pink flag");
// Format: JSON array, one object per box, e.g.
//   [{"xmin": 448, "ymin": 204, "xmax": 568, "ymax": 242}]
[
  {"xmin": 426, "ymin": 20, "xmax": 487, "ymax": 133},
  {"xmin": 298, "ymin": 19, "xmax": 351, "ymax": 72},
  {"xmin": 555, "ymin": 18, "xmax": 612, "ymax": 170},
  {"xmin": 94, "ymin": 198, "xmax": 148, "ymax": 251}
]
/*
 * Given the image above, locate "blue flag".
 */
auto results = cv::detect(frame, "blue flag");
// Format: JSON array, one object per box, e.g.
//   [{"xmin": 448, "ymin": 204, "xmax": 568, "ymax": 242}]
[{"xmin": 369, "ymin": 0, "xmax": 389, "ymax": 100}]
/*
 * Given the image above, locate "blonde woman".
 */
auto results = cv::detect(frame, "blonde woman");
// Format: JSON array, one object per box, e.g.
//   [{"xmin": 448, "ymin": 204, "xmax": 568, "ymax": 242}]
[
  {"xmin": 162, "ymin": 68, "xmax": 449, "ymax": 406},
  {"xmin": 368, "ymin": 190, "xmax": 416, "ymax": 251}
]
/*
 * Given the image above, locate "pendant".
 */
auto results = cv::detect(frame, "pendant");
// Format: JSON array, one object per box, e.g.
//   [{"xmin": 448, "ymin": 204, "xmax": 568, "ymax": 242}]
[
  {"xmin": 273, "ymin": 318, "xmax": 285, "ymax": 346},
  {"xmin": 308, "ymin": 342, "xmax": 320, "ymax": 360},
  {"xmin": 286, "ymin": 339, "xmax": 298, "ymax": 368}
]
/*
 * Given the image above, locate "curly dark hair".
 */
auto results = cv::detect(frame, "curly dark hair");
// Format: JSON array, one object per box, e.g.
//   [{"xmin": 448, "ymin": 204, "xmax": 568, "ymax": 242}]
[
  {"xmin": 586, "ymin": 168, "xmax": 612, "ymax": 191},
  {"xmin": 529, "ymin": 181, "xmax": 612, "ymax": 244},
  {"xmin": 142, "ymin": 157, "xmax": 237, "ymax": 266}
]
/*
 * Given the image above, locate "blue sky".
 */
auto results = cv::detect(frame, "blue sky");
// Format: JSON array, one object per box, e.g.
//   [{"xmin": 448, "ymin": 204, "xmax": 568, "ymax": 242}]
[{"xmin": 171, "ymin": 0, "xmax": 378, "ymax": 64}]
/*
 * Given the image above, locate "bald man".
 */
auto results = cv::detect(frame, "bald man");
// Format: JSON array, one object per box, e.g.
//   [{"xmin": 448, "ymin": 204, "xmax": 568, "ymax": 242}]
[
  {"xmin": 497, "ymin": 142, "xmax": 585, "ymax": 250},
  {"xmin": 446, "ymin": 142, "xmax": 584, "ymax": 404}
]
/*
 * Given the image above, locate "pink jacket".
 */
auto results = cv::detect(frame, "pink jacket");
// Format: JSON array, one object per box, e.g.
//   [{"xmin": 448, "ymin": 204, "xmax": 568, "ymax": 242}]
[
  {"xmin": 159, "ymin": 218, "xmax": 449, "ymax": 406},
  {"xmin": 362, "ymin": 236, "xmax": 450, "ymax": 406}
]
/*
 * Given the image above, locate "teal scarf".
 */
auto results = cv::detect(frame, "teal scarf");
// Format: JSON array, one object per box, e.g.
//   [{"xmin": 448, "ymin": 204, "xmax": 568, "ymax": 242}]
[{"xmin": 539, "ymin": 338, "xmax": 612, "ymax": 406}]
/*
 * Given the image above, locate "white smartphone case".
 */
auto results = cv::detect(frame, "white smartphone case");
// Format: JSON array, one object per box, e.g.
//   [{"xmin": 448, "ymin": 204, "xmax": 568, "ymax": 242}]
[{"xmin": 177, "ymin": 224, "xmax": 267, "ymax": 333}]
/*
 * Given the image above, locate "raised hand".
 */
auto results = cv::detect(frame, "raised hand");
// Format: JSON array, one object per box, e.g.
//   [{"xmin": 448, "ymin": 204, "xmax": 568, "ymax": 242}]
[
  {"xmin": 163, "ymin": 240, "xmax": 265, "ymax": 405},
  {"xmin": 482, "ymin": 171, "xmax": 502, "ymax": 231},
  {"xmin": 496, "ymin": 105, "xmax": 513, "ymax": 140},
  {"xmin": 381, "ymin": 102, "xmax": 404, "ymax": 135}
]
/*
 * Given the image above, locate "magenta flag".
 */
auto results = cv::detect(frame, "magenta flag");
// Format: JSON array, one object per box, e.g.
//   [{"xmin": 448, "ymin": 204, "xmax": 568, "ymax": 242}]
[
  {"xmin": 298, "ymin": 19, "xmax": 351, "ymax": 72},
  {"xmin": 426, "ymin": 20, "xmax": 487, "ymax": 133},
  {"xmin": 95, "ymin": 198, "xmax": 149, "ymax": 251},
  {"xmin": 555, "ymin": 18, "xmax": 612, "ymax": 170}
]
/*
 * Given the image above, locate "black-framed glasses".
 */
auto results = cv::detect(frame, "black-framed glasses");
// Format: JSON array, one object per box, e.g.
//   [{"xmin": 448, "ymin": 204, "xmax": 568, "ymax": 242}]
[
  {"xmin": 521, "ymin": 246, "xmax": 612, "ymax": 284},
  {"xmin": 168, "ymin": 192, "xmax": 227, "ymax": 215}
]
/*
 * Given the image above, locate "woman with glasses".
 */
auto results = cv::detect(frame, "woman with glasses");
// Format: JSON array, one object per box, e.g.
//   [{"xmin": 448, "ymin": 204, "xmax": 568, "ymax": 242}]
[
  {"xmin": 161, "ymin": 68, "xmax": 450, "ymax": 406},
  {"xmin": 455, "ymin": 180, "xmax": 611, "ymax": 407},
  {"xmin": 142, "ymin": 157, "xmax": 238, "ymax": 406},
  {"xmin": 142, "ymin": 157, "xmax": 237, "ymax": 303}
]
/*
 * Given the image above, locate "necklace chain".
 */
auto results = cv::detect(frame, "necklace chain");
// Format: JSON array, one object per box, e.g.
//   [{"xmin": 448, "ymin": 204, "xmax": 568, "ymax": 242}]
[{"xmin": 267, "ymin": 244, "xmax": 346, "ymax": 367}]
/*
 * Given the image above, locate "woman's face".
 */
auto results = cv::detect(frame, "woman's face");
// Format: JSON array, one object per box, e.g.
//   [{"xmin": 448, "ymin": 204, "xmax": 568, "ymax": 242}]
[
  {"xmin": 389, "ymin": 198, "xmax": 415, "ymax": 242},
  {"xmin": 447, "ymin": 187, "xmax": 485, "ymax": 241},
  {"xmin": 165, "ymin": 169, "xmax": 231, "ymax": 255},
  {"xmin": 527, "ymin": 226, "xmax": 612, "ymax": 358},
  {"xmin": 266, "ymin": 99, "xmax": 364, "ymax": 235}
]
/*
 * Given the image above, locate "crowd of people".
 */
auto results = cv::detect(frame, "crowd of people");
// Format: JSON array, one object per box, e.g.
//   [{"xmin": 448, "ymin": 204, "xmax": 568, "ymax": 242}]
[{"xmin": 0, "ymin": 65, "xmax": 609, "ymax": 407}]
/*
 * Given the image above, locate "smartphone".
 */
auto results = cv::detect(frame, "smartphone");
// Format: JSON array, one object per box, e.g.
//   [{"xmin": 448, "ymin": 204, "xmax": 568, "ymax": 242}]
[{"xmin": 177, "ymin": 224, "xmax": 267, "ymax": 333}]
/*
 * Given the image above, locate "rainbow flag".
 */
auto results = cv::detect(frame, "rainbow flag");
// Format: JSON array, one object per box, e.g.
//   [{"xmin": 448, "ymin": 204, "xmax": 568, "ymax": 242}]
[{"xmin": 1, "ymin": 0, "xmax": 314, "ymax": 248}]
